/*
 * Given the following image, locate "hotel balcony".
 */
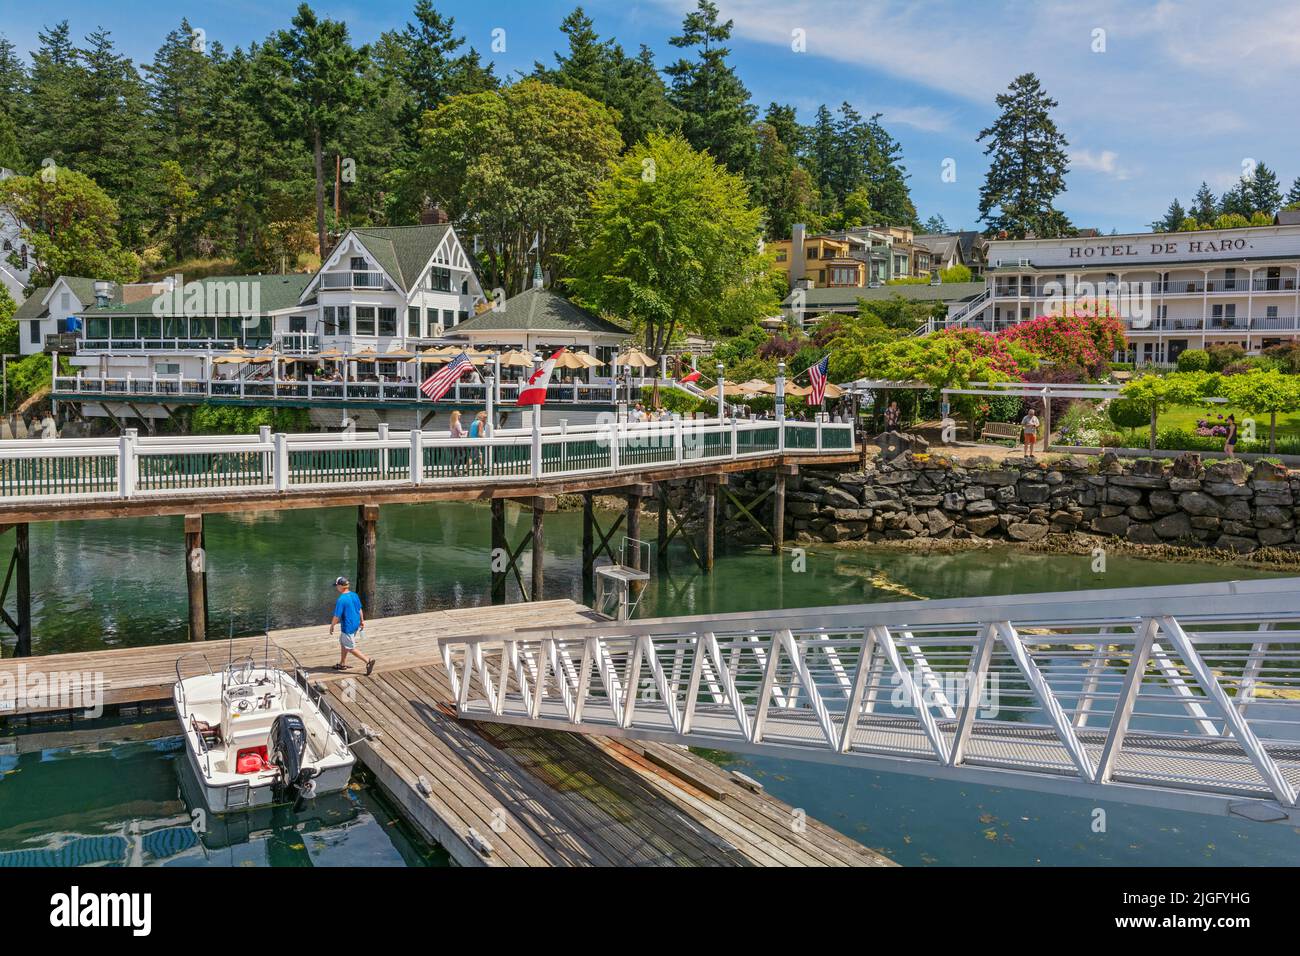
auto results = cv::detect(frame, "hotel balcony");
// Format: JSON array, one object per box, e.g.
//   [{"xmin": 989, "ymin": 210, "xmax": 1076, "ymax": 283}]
[{"xmin": 952, "ymin": 315, "xmax": 1300, "ymax": 335}]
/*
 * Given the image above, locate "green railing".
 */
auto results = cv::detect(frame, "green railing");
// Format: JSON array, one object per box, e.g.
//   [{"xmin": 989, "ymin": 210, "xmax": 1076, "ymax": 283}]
[
  {"xmin": 681, "ymin": 430, "xmax": 730, "ymax": 460},
  {"xmin": 820, "ymin": 426, "xmax": 854, "ymax": 450},
  {"xmin": 619, "ymin": 435, "xmax": 677, "ymax": 467},
  {"xmin": 783, "ymin": 425, "xmax": 819, "ymax": 449},
  {"xmin": 0, "ymin": 454, "xmax": 119, "ymax": 498},
  {"xmin": 136, "ymin": 451, "xmax": 270, "ymax": 492},
  {"xmin": 737, "ymin": 426, "xmax": 780, "ymax": 455},
  {"xmin": 541, "ymin": 438, "xmax": 612, "ymax": 475},
  {"xmin": 288, "ymin": 448, "xmax": 385, "ymax": 486}
]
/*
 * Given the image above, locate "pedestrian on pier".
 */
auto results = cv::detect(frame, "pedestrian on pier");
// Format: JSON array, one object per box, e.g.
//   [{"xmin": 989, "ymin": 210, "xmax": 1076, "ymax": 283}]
[{"xmin": 329, "ymin": 576, "xmax": 375, "ymax": 675}]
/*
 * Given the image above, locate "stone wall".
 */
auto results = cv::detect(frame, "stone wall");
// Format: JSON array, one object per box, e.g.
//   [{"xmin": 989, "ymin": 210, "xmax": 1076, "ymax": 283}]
[{"xmin": 754, "ymin": 452, "xmax": 1298, "ymax": 555}]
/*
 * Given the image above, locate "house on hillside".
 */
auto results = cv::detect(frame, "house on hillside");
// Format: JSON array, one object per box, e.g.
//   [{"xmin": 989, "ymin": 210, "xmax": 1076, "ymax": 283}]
[{"xmin": 0, "ymin": 168, "xmax": 34, "ymax": 304}]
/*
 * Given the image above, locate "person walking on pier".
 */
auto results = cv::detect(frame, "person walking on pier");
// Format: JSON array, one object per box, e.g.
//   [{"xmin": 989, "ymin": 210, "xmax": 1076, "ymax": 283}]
[
  {"xmin": 1224, "ymin": 414, "xmax": 1239, "ymax": 458},
  {"xmin": 329, "ymin": 576, "xmax": 375, "ymax": 675}
]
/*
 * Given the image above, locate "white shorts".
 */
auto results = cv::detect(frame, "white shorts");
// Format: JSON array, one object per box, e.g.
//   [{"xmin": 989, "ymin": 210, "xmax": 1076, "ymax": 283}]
[{"xmin": 339, "ymin": 629, "xmax": 362, "ymax": 650}]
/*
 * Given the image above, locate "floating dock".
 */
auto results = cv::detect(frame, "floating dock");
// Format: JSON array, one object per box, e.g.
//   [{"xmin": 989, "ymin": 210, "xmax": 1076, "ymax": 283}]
[{"xmin": 0, "ymin": 601, "xmax": 893, "ymax": 868}]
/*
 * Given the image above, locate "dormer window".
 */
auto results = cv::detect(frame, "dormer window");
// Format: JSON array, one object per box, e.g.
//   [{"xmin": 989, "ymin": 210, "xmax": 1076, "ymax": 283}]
[{"xmin": 350, "ymin": 256, "xmax": 368, "ymax": 271}]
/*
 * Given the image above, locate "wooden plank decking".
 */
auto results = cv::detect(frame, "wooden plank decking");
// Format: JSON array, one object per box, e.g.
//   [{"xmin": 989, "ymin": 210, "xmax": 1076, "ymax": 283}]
[
  {"xmin": 0, "ymin": 600, "xmax": 599, "ymax": 716},
  {"xmin": 321, "ymin": 661, "xmax": 892, "ymax": 867}
]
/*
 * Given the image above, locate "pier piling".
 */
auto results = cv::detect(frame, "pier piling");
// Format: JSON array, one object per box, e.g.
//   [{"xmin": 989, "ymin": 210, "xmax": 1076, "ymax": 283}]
[
  {"xmin": 491, "ymin": 499, "xmax": 506, "ymax": 605},
  {"xmin": 183, "ymin": 514, "xmax": 206, "ymax": 642},
  {"xmin": 702, "ymin": 477, "xmax": 717, "ymax": 573},
  {"xmin": 0, "ymin": 523, "xmax": 33, "ymax": 656},
  {"xmin": 356, "ymin": 505, "xmax": 378, "ymax": 616},
  {"xmin": 531, "ymin": 499, "xmax": 545, "ymax": 602},
  {"xmin": 581, "ymin": 493, "xmax": 594, "ymax": 606}
]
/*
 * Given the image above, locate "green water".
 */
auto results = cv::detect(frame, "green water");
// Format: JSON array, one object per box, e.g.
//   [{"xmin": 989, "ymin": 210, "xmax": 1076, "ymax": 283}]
[{"xmin": 3, "ymin": 502, "xmax": 1298, "ymax": 866}]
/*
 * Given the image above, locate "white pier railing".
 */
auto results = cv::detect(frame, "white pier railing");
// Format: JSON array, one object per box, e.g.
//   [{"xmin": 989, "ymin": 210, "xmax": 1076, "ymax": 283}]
[
  {"xmin": 441, "ymin": 578, "xmax": 1300, "ymax": 823},
  {"xmin": 0, "ymin": 418, "xmax": 855, "ymax": 503}
]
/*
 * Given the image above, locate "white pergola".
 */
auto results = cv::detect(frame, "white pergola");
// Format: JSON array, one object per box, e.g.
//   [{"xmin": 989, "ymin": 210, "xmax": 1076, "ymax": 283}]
[{"xmin": 939, "ymin": 381, "xmax": 1121, "ymax": 451}]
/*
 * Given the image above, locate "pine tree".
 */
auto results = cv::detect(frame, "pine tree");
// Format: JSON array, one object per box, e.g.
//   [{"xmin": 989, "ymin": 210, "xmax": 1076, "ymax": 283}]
[
  {"xmin": 1246, "ymin": 162, "xmax": 1283, "ymax": 217},
  {"xmin": 922, "ymin": 214, "xmax": 948, "ymax": 234},
  {"xmin": 750, "ymin": 120, "xmax": 814, "ymax": 240},
  {"xmin": 24, "ymin": 22, "xmax": 78, "ymax": 172},
  {"xmin": 1154, "ymin": 197, "xmax": 1185, "ymax": 232},
  {"xmin": 1218, "ymin": 181, "xmax": 1251, "ymax": 218},
  {"xmin": 664, "ymin": 0, "xmax": 756, "ymax": 176},
  {"xmin": 1286, "ymin": 177, "xmax": 1300, "ymax": 209},
  {"xmin": 864, "ymin": 113, "xmax": 915, "ymax": 227},
  {"xmin": 976, "ymin": 73, "xmax": 1071, "ymax": 238},
  {"xmin": 539, "ymin": 7, "xmax": 677, "ymax": 149},
  {"xmin": 1190, "ymin": 182, "xmax": 1218, "ymax": 225},
  {"xmin": 266, "ymin": 4, "xmax": 371, "ymax": 258}
]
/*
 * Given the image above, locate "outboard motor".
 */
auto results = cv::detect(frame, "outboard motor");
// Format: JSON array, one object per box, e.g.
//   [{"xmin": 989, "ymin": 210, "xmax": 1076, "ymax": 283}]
[{"xmin": 268, "ymin": 713, "xmax": 319, "ymax": 808}]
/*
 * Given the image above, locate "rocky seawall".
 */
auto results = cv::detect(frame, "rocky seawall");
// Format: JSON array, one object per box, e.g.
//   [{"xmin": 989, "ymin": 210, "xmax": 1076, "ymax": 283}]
[{"xmin": 751, "ymin": 452, "xmax": 1298, "ymax": 555}]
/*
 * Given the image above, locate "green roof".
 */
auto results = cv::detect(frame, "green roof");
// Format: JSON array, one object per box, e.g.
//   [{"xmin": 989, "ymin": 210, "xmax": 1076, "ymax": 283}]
[
  {"xmin": 782, "ymin": 281, "xmax": 986, "ymax": 308},
  {"xmin": 80, "ymin": 274, "xmax": 313, "ymax": 316},
  {"xmin": 452, "ymin": 287, "xmax": 630, "ymax": 336},
  {"xmin": 350, "ymin": 224, "xmax": 454, "ymax": 292},
  {"xmin": 60, "ymin": 277, "xmax": 110, "ymax": 306},
  {"xmin": 12, "ymin": 287, "xmax": 51, "ymax": 320}
]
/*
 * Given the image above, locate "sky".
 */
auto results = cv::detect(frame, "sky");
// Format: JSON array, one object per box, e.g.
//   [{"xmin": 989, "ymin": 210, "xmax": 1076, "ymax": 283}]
[{"xmin": 2, "ymin": 0, "xmax": 1298, "ymax": 235}]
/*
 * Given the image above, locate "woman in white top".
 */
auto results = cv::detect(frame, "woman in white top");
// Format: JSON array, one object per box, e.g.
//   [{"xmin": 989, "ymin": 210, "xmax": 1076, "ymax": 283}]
[{"xmin": 449, "ymin": 410, "xmax": 468, "ymax": 438}]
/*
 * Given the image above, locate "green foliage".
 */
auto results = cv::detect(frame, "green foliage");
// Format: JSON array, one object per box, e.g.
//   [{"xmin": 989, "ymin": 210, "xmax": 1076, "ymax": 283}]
[
  {"xmin": 190, "ymin": 404, "xmax": 310, "ymax": 434},
  {"xmin": 1205, "ymin": 343, "xmax": 1246, "ymax": 371},
  {"xmin": 566, "ymin": 131, "xmax": 772, "ymax": 355},
  {"xmin": 0, "ymin": 169, "xmax": 140, "ymax": 288},
  {"xmin": 1106, "ymin": 396, "xmax": 1150, "ymax": 430},
  {"xmin": 1175, "ymin": 348, "xmax": 1210, "ymax": 372},
  {"xmin": 4, "ymin": 351, "xmax": 67, "ymax": 407},
  {"xmin": 0, "ymin": 285, "xmax": 17, "ymax": 355},
  {"xmin": 658, "ymin": 387, "xmax": 709, "ymax": 416},
  {"xmin": 413, "ymin": 79, "xmax": 622, "ymax": 296}
]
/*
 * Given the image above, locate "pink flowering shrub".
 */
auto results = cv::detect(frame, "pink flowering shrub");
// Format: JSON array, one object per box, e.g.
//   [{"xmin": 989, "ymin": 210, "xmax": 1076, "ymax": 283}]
[{"xmin": 995, "ymin": 309, "xmax": 1127, "ymax": 379}]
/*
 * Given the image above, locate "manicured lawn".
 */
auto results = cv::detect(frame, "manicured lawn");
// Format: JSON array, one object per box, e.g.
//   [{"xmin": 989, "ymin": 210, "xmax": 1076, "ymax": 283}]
[{"xmin": 1159, "ymin": 402, "xmax": 1300, "ymax": 438}]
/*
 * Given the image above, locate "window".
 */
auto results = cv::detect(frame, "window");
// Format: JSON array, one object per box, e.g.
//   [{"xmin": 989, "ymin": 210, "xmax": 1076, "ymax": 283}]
[
  {"xmin": 110, "ymin": 317, "xmax": 136, "ymax": 339},
  {"xmin": 289, "ymin": 315, "xmax": 307, "ymax": 333},
  {"xmin": 157, "ymin": 362, "xmax": 181, "ymax": 375},
  {"xmin": 87, "ymin": 318, "xmax": 109, "ymax": 339},
  {"xmin": 426, "ymin": 307, "xmax": 439, "ymax": 332},
  {"xmin": 429, "ymin": 267, "xmax": 452, "ymax": 292},
  {"xmin": 218, "ymin": 316, "xmax": 241, "ymax": 340},
  {"xmin": 1267, "ymin": 306, "xmax": 1279, "ymax": 318},
  {"xmin": 458, "ymin": 310, "xmax": 469, "ymax": 324},
  {"xmin": 138, "ymin": 318, "xmax": 161, "ymax": 339},
  {"xmin": 461, "ymin": 280, "xmax": 469, "ymax": 295},
  {"xmin": 28, "ymin": 320, "xmax": 40, "ymax": 344},
  {"xmin": 408, "ymin": 307, "xmax": 421, "ymax": 337},
  {"xmin": 355, "ymin": 306, "xmax": 376, "ymax": 335},
  {"xmin": 1224, "ymin": 267, "xmax": 1236, "ymax": 290},
  {"xmin": 807, "ymin": 247, "xmax": 819, "ymax": 260},
  {"xmin": 378, "ymin": 307, "xmax": 397, "ymax": 337},
  {"xmin": 323, "ymin": 306, "xmax": 337, "ymax": 335},
  {"xmin": 336, "ymin": 306, "xmax": 350, "ymax": 334},
  {"xmin": 350, "ymin": 256, "xmax": 368, "ymax": 271},
  {"xmin": 163, "ymin": 317, "xmax": 185, "ymax": 339},
  {"xmin": 443, "ymin": 309, "xmax": 456, "ymax": 327},
  {"xmin": 60, "ymin": 291, "xmax": 71, "ymax": 310},
  {"xmin": 776, "ymin": 250, "xmax": 787, "ymax": 262}
]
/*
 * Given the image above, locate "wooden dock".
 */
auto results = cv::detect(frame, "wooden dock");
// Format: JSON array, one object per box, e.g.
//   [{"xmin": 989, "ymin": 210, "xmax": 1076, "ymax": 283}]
[
  {"xmin": 321, "ymin": 662, "xmax": 891, "ymax": 867},
  {"xmin": 0, "ymin": 600, "xmax": 599, "ymax": 716},
  {"xmin": 0, "ymin": 601, "xmax": 893, "ymax": 868}
]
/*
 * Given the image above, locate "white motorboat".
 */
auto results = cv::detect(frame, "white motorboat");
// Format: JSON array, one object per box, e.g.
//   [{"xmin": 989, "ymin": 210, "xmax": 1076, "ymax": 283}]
[{"xmin": 173, "ymin": 643, "xmax": 356, "ymax": 812}]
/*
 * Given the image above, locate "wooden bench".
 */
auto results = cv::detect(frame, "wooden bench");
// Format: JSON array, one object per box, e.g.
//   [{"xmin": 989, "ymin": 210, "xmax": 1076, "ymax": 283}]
[{"xmin": 980, "ymin": 420, "xmax": 1022, "ymax": 443}]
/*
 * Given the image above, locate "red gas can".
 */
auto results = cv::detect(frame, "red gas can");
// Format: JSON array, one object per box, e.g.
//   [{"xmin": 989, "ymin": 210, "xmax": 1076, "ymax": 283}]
[{"xmin": 236, "ymin": 746, "xmax": 269, "ymax": 774}]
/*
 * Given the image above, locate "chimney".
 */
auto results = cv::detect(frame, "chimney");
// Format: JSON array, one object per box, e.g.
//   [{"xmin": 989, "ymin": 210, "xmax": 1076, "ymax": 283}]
[
  {"xmin": 93, "ymin": 280, "xmax": 112, "ymax": 308},
  {"xmin": 421, "ymin": 204, "xmax": 450, "ymax": 226},
  {"xmin": 790, "ymin": 223, "xmax": 807, "ymax": 282}
]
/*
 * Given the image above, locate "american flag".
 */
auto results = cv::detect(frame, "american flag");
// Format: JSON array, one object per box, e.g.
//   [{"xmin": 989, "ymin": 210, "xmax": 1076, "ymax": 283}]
[
  {"xmin": 420, "ymin": 352, "xmax": 474, "ymax": 401},
  {"xmin": 807, "ymin": 354, "xmax": 830, "ymax": 405}
]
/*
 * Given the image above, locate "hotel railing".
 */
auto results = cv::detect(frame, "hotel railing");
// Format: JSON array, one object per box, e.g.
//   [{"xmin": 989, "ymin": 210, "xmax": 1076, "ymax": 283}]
[
  {"xmin": 0, "ymin": 418, "xmax": 856, "ymax": 503},
  {"xmin": 934, "ymin": 315, "xmax": 1298, "ymax": 335},
  {"xmin": 990, "ymin": 277, "xmax": 1300, "ymax": 299},
  {"xmin": 320, "ymin": 271, "xmax": 387, "ymax": 290}
]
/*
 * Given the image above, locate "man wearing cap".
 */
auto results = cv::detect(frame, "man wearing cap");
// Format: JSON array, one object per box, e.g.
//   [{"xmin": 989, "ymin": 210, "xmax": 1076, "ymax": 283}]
[{"xmin": 328, "ymin": 576, "xmax": 375, "ymax": 674}]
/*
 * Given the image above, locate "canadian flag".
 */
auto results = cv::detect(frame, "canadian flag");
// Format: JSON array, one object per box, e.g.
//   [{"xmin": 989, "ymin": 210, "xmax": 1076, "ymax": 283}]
[
  {"xmin": 679, "ymin": 368, "xmax": 702, "ymax": 384},
  {"xmin": 517, "ymin": 348, "xmax": 564, "ymax": 406}
]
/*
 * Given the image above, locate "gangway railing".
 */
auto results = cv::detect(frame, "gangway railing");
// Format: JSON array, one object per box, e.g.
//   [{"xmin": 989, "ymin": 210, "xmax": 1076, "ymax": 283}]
[{"xmin": 440, "ymin": 578, "xmax": 1300, "ymax": 823}]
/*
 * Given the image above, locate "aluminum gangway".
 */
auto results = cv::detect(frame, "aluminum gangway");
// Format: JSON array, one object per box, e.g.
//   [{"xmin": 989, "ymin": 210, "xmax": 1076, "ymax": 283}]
[{"xmin": 440, "ymin": 578, "xmax": 1300, "ymax": 824}]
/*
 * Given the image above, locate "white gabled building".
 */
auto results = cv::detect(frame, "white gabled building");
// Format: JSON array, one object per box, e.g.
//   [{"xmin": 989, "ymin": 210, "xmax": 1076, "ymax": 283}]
[
  {"xmin": 53, "ymin": 224, "xmax": 487, "ymax": 381},
  {"xmin": 936, "ymin": 221, "xmax": 1300, "ymax": 365}
]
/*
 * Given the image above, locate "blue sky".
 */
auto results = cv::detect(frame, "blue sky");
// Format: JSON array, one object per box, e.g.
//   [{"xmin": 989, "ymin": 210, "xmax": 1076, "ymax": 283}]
[{"xmin": 3, "ymin": 0, "xmax": 1298, "ymax": 234}]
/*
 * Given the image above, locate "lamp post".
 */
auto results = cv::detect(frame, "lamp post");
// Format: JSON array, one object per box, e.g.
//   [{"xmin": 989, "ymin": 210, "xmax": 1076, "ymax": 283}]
[
  {"xmin": 715, "ymin": 362, "xmax": 725, "ymax": 422},
  {"xmin": 775, "ymin": 360, "xmax": 786, "ymax": 425}
]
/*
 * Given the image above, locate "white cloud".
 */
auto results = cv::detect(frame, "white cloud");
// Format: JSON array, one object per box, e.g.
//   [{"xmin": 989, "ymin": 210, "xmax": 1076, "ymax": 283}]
[
  {"xmin": 877, "ymin": 105, "xmax": 954, "ymax": 134},
  {"xmin": 1071, "ymin": 149, "xmax": 1130, "ymax": 180}
]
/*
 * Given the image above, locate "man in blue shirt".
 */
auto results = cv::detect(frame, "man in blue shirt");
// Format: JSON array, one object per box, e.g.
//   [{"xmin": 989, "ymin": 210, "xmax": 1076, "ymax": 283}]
[{"xmin": 329, "ymin": 576, "xmax": 375, "ymax": 674}]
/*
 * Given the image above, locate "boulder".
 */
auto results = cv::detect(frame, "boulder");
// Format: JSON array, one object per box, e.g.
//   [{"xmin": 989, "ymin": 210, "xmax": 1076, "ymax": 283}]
[
  {"xmin": 1126, "ymin": 523, "xmax": 1161, "ymax": 545},
  {"xmin": 1152, "ymin": 512, "xmax": 1192, "ymax": 539},
  {"xmin": 831, "ymin": 508, "xmax": 875, "ymax": 522},
  {"xmin": 1204, "ymin": 459, "xmax": 1247, "ymax": 484},
  {"xmin": 1105, "ymin": 484, "xmax": 1143, "ymax": 505},
  {"xmin": 1007, "ymin": 522, "xmax": 1049, "ymax": 542},
  {"xmin": 1169, "ymin": 453, "xmax": 1203, "ymax": 479},
  {"xmin": 1178, "ymin": 491, "xmax": 1223, "ymax": 516},
  {"xmin": 925, "ymin": 509, "xmax": 954, "ymax": 535},
  {"xmin": 1091, "ymin": 514, "xmax": 1131, "ymax": 536},
  {"xmin": 1213, "ymin": 534, "xmax": 1257, "ymax": 554},
  {"xmin": 965, "ymin": 499, "xmax": 997, "ymax": 514},
  {"xmin": 822, "ymin": 486, "xmax": 860, "ymax": 509},
  {"xmin": 1018, "ymin": 482, "xmax": 1051, "ymax": 503},
  {"xmin": 966, "ymin": 515, "xmax": 1000, "ymax": 536},
  {"xmin": 1257, "ymin": 527, "xmax": 1294, "ymax": 547},
  {"xmin": 1148, "ymin": 491, "xmax": 1178, "ymax": 515}
]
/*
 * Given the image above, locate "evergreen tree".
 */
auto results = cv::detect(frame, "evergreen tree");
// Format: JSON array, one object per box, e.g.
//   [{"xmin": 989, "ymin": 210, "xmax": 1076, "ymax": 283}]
[
  {"xmin": 664, "ymin": 0, "xmax": 756, "ymax": 176},
  {"xmin": 1286, "ymin": 177, "xmax": 1300, "ymax": 209},
  {"xmin": 23, "ymin": 22, "xmax": 78, "ymax": 172},
  {"xmin": 1218, "ymin": 181, "xmax": 1252, "ymax": 218},
  {"xmin": 538, "ymin": 7, "xmax": 678, "ymax": 149},
  {"xmin": 1246, "ymin": 161, "xmax": 1283, "ymax": 217},
  {"xmin": 864, "ymin": 113, "xmax": 915, "ymax": 226},
  {"xmin": 750, "ymin": 120, "xmax": 814, "ymax": 240},
  {"xmin": 922, "ymin": 214, "xmax": 948, "ymax": 234},
  {"xmin": 1190, "ymin": 182, "xmax": 1218, "ymax": 225},
  {"xmin": 1153, "ymin": 197, "xmax": 1185, "ymax": 232},
  {"xmin": 976, "ymin": 73, "xmax": 1071, "ymax": 238},
  {"xmin": 266, "ymin": 4, "xmax": 371, "ymax": 258}
]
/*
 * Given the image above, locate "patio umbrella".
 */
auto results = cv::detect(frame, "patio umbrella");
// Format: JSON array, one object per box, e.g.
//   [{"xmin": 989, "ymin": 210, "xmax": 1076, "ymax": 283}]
[
  {"xmin": 247, "ymin": 346, "xmax": 277, "ymax": 364},
  {"xmin": 316, "ymin": 347, "xmax": 346, "ymax": 361},
  {"xmin": 349, "ymin": 347, "xmax": 381, "ymax": 362},
  {"xmin": 614, "ymin": 348, "xmax": 657, "ymax": 369},
  {"xmin": 702, "ymin": 382, "xmax": 749, "ymax": 398},
  {"xmin": 497, "ymin": 349, "xmax": 535, "ymax": 367},
  {"xmin": 212, "ymin": 347, "xmax": 252, "ymax": 365},
  {"xmin": 738, "ymin": 379, "xmax": 774, "ymax": 394},
  {"xmin": 554, "ymin": 349, "xmax": 591, "ymax": 370},
  {"xmin": 382, "ymin": 343, "xmax": 416, "ymax": 361},
  {"xmin": 822, "ymin": 382, "xmax": 845, "ymax": 399}
]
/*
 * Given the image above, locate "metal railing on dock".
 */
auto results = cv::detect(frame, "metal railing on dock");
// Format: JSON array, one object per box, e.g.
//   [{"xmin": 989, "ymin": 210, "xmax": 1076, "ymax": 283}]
[{"xmin": 439, "ymin": 578, "xmax": 1300, "ymax": 824}]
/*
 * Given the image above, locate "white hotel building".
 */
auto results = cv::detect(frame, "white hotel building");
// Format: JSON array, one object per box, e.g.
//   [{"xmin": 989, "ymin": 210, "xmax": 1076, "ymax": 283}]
[{"xmin": 936, "ymin": 218, "xmax": 1300, "ymax": 365}]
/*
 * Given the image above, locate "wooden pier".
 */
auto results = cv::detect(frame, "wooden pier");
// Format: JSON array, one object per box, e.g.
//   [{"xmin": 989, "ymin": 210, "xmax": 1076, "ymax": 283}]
[{"xmin": 0, "ymin": 601, "xmax": 893, "ymax": 868}]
